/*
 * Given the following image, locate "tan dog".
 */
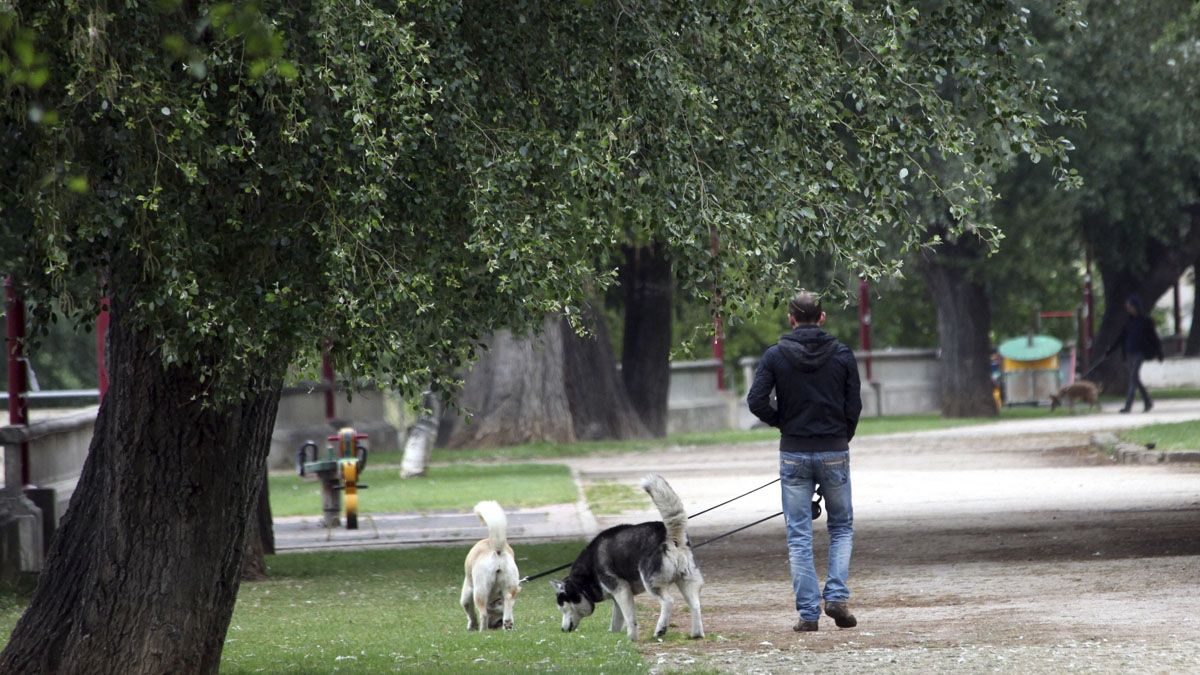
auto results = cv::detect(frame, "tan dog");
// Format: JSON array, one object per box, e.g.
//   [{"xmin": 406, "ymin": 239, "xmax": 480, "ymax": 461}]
[
  {"xmin": 461, "ymin": 500, "xmax": 521, "ymax": 631},
  {"xmin": 1049, "ymin": 379, "xmax": 1101, "ymax": 412}
]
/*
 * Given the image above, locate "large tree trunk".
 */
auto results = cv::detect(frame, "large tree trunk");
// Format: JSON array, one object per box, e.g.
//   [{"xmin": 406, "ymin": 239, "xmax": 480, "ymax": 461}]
[
  {"xmin": 562, "ymin": 305, "xmax": 649, "ymax": 441},
  {"xmin": 442, "ymin": 317, "xmax": 575, "ymax": 448},
  {"xmin": 0, "ymin": 297, "xmax": 282, "ymax": 673},
  {"xmin": 400, "ymin": 390, "xmax": 440, "ymax": 478},
  {"xmin": 919, "ymin": 239, "xmax": 998, "ymax": 418},
  {"xmin": 442, "ymin": 310, "xmax": 650, "ymax": 449},
  {"xmin": 1088, "ymin": 210, "xmax": 1200, "ymax": 389},
  {"xmin": 620, "ymin": 244, "xmax": 673, "ymax": 436},
  {"xmin": 241, "ymin": 472, "xmax": 275, "ymax": 582}
]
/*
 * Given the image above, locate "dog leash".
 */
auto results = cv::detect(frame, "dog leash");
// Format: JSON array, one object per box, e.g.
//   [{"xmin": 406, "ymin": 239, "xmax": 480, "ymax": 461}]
[{"xmin": 520, "ymin": 476, "xmax": 791, "ymax": 584}]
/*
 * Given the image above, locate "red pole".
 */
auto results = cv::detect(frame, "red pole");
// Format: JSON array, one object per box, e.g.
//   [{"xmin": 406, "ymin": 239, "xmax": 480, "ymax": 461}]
[
  {"xmin": 1083, "ymin": 251, "xmax": 1095, "ymax": 366},
  {"xmin": 322, "ymin": 349, "xmax": 336, "ymax": 423},
  {"xmin": 858, "ymin": 278, "xmax": 873, "ymax": 381},
  {"xmin": 710, "ymin": 227, "xmax": 725, "ymax": 390},
  {"xmin": 5, "ymin": 276, "xmax": 30, "ymax": 486},
  {"xmin": 712, "ymin": 313, "xmax": 725, "ymax": 390},
  {"xmin": 96, "ymin": 295, "xmax": 110, "ymax": 401}
]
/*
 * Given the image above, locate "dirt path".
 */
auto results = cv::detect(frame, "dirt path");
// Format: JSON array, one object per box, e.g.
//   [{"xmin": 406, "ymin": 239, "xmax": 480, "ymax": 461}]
[{"xmin": 568, "ymin": 415, "xmax": 1200, "ymax": 673}]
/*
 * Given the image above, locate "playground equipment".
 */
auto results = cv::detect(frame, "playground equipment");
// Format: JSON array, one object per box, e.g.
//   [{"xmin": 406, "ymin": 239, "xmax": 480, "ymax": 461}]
[
  {"xmin": 296, "ymin": 427, "xmax": 369, "ymax": 529},
  {"xmin": 998, "ymin": 334, "xmax": 1064, "ymax": 406}
]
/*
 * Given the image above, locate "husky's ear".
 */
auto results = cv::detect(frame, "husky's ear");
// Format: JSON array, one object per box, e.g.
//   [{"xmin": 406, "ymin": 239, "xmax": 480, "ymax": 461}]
[{"xmin": 549, "ymin": 579, "xmax": 565, "ymax": 593}]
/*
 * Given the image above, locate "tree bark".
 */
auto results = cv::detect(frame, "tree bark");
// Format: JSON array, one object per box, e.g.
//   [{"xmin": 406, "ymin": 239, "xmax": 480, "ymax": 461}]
[
  {"xmin": 620, "ymin": 244, "xmax": 673, "ymax": 436},
  {"xmin": 919, "ymin": 239, "xmax": 999, "ymax": 418},
  {"xmin": 400, "ymin": 390, "xmax": 440, "ymax": 478},
  {"xmin": 562, "ymin": 305, "xmax": 649, "ymax": 441},
  {"xmin": 241, "ymin": 472, "xmax": 275, "ymax": 582},
  {"xmin": 442, "ymin": 317, "xmax": 575, "ymax": 448},
  {"xmin": 1088, "ymin": 213, "xmax": 1200, "ymax": 391},
  {"xmin": 0, "ymin": 296, "xmax": 282, "ymax": 674}
]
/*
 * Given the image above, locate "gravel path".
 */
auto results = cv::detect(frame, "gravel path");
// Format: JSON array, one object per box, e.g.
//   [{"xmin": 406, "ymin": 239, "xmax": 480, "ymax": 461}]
[{"xmin": 564, "ymin": 403, "xmax": 1200, "ymax": 674}]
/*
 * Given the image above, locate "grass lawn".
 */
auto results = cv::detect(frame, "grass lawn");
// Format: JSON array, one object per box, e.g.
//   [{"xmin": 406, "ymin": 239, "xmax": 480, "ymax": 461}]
[
  {"xmin": 0, "ymin": 544, "xmax": 662, "ymax": 673},
  {"xmin": 1121, "ymin": 419, "xmax": 1200, "ymax": 451},
  {"xmin": 584, "ymin": 481, "xmax": 651, "ymax": 515},
  {"xmin": 362, "ymin": 409, "xmax": 1055, "ymax": 465},
  {"xmin": 271, "ymin": 463, "xmax": 578, "ymax": 517}
]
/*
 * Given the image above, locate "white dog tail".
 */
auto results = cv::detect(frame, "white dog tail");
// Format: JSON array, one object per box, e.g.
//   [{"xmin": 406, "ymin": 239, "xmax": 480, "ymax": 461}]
[
  {"xmin": 641, "ymin": 474, "xmax": 688, "ymax": 548},
  {"xmin": 473, "ymin": 500, "xmax": 508, "ymax": 552}
]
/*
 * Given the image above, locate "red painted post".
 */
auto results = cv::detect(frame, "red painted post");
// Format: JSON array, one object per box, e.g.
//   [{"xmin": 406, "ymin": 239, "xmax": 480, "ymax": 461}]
[
  {"xmin": 322, "ymin": 349, "xmax": 336, "ymax": 423},
  {"xmin": 1082, "ymin": 251, "xmax": 1095, "ymax": 367},
  {"xmin": 5, "ymin": 275, "xmax": 30, "ymax": 485},
  {"xmin": 858, "ymin": 278, "xmax": 873, "ymax": 381},
  {"xmin": 96, "ymin": 296, "xmax": 110, "ymax": 400},
  {"xmin": 710, "ymin": 226, "xmax": 725, "ymax": 390},
  {"xmin": 712, "ymin": 313, "xmax": 725, "ymax": 391}
]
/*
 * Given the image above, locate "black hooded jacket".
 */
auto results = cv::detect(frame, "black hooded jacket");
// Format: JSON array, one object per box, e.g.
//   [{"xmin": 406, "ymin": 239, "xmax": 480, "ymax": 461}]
[{"xmin": 746, "ymin": 326, "xmax": 862, "ymax": 452}]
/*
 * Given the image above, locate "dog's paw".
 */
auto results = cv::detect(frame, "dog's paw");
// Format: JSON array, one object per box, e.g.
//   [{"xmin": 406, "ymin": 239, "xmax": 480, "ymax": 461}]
[
  {"xmin": 654, "ymin": 628, "xmax": 667, "ymax": 638},
  {"xmin": 503, "ymin": 619, "xmax": 514, "ymax": 630}
]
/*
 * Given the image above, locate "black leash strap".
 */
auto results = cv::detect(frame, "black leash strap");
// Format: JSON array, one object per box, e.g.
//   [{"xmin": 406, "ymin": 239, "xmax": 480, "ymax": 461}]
[
  {"xmin": 521, "ymin": 561, "xmax": 573, "ymax": 584},
  {"xmin": 691, "ymin": 511, "xmax": 784, "ymax": 549},
  {"xmin": 687, "ymin": 477, "xmax": 780, "ymax": 520}
]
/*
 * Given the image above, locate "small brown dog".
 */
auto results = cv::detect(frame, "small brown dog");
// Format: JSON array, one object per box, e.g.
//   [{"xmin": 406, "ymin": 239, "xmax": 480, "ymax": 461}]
[
  {"xmin": 460, "ymin": 501, "xmax": 521, "ymax": 631},
  {"xmin": 1049, "ymin": 379, "xmax": 1101, "ymax": 412}
]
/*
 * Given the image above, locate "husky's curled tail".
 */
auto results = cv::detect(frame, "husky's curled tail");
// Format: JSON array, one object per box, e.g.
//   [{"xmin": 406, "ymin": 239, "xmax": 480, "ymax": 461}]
[
  {"xmin": 640, "ymin": 474, "xmax": 688, "ymax": 547},
  {"xmin": 473, "ymin": 500, "xmax": 508, "ymax": 552}
]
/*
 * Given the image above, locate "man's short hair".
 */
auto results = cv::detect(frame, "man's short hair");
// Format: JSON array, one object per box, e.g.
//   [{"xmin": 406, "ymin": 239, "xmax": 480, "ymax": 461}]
[{"xmin": 788, "ymin": 291, "xmax": 822, "ymax": 324}]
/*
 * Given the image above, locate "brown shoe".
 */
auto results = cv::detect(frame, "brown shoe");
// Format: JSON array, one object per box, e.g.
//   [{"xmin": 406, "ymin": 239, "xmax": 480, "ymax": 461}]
[
  {"xmin": 793, "ymin": 618, "xmax": 819, "ymax": 632},
  {"xmin": 824, "ymin": 601, "xmax": 857, "ymax": 628}
]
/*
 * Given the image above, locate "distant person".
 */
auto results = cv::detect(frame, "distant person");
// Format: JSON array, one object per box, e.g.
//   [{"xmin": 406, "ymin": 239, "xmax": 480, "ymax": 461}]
[
  {"xmin": 746, "ymin": 291, "xmax": 862, "ymax": 632},
  {"xmin": 1104, "ymin": 294, "xmax": 1164, "ymax": 413}
]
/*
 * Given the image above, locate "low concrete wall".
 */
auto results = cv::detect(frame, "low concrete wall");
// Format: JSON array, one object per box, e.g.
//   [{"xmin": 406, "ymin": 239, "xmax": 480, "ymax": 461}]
[
  {"xmin": 1141, "ymin": 356, "xmax": 1200, "ymax": 389},
  {"xmin": 0, "ymin": 408, "xmax": 98, "ymax": 529},
  {"xmin": 268, "ymin": 384, "xmax": 400, "ymax": 469},
  {"xmin": 737, "ymin": 348, "xmax": 942, "ymax": 427},
  {"xmin": 666, "ymin": 359, "xmax": 736, "ymax": 434},
  {"xmin": 0, "ymin": 407, "xmax": 98, "ymax": 579}
]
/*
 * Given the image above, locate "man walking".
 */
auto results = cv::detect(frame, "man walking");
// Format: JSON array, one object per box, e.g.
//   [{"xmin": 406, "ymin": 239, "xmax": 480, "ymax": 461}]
[
  {"xmin": 747, "ymin": 291, "xmax": 862, "ymax": 632},
  {"xmin": 1105, "ymin": 294, "xmax": 1164, "ymax": 413}
]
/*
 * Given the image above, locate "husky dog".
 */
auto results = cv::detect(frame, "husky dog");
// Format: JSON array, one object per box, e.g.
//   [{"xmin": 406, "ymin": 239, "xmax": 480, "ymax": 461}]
[
  {"xmin": 1050, "ymin": 379, "xmax": 1101, "ymax": 412},
  {"xmin": 551, "ymin": 474, "xmax": 704, "ymax": 641},
  {"xmin": 461, "ymin": 500, "xmax": 521, "ymax": 631}
]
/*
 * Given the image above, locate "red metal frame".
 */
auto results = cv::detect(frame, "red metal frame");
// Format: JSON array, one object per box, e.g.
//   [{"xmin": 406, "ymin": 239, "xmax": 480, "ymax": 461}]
[
  {"xmin": 858, "ymin": 279, "xmax": 873, "ymax": 381},
  {"xmin": 5, "ymin": 276, "xmax": 30, "ymax": 485},
  {"xmin": 322, "ymin": 350, "xmax": 336, "ymax": 422},
  {"xmin": 96, "ymin": 296, "xmax": 110, "ymax": 400},
  {"xmin": 710, "ymin": 228, "xmax": 726, "ymax": 390}
]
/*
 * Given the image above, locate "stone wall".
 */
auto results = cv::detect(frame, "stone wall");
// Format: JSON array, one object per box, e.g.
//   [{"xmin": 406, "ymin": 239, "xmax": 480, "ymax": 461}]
[{"xmin": 737, "ymin": 348, "xmax": 942, "ymax": 427}]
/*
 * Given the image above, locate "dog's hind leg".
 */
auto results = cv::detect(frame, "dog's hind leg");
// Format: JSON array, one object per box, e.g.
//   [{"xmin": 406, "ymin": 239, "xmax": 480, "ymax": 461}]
[
  {"xmin": 461, "ymin": 578, "xmax": 479, "ymax": 631},
  {"xmin": 609, "ymin": 602, "xmax": 625, "ymax": 633},
  {"xmin": 472, "ymin": 586, "xmax": 492, "ymax": 631},
  {"xmin": 677, "ymin": 577, "xmax": 705, "ymax": 639},
  {"xmin": 648, "ymin": 585, "xmax": 673, "ymax": 638},
  {"xmin": 611, "ymin": 583, "xmax": 639, "ymax": 641},
  {"xmin": 502, "ymin": 587, "xmax": 516, "ymax": 630}
]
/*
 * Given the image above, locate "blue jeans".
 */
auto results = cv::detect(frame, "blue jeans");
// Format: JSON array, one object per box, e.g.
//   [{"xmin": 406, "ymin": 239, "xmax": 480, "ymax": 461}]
[{"xmin": 780, "ymin": 450, "xmax": 853, "ymax": 621}]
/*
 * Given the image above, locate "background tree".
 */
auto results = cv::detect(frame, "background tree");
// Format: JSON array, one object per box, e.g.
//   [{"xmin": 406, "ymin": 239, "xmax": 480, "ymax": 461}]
[
  {"xmin": 446, "ymin": 0, "xmax": 1079, "ymax": 438},
  {"xmin": 3, "ymin": 0, "xmax": 1076, "ymax": 670},
  {"xmin": 1032, "ymin": 0, "xmax": 1200, "ymax": 388}
]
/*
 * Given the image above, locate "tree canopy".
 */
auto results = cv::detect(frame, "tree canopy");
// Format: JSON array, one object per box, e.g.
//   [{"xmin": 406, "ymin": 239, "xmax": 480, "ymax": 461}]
[
  {"xmin": 0, "ymin": 1, "xmax": 1089, "ymax": 669},
  {"xmin": 2, "ymin": 0, "xmax": 1077, "ymax": 400}
]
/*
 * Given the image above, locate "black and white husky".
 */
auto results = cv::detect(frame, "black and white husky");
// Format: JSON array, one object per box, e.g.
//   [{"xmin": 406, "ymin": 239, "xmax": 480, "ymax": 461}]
[{"xmin": 551, "ymin": 474, "xmax": 704, "ymax": 641}]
